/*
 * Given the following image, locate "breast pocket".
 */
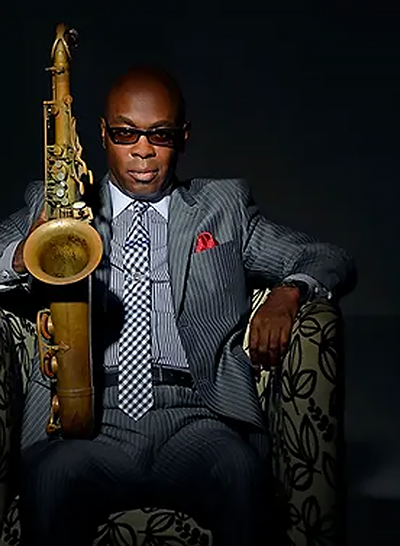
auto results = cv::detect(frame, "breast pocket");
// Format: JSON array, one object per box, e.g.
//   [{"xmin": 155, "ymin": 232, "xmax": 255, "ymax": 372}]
[{"xmin": 189, "ymin": 240, "xmax": 244, "ymax": 294}]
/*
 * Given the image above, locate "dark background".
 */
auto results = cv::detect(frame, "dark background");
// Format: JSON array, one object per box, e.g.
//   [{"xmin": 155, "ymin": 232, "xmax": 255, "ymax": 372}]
[
  {"xmin": 1, "ymin": 1, "xmax": 399, "ymax": 317},
  {"xmin": 1, "ymin": 2, "xmax": 399, "ymax": 544}
]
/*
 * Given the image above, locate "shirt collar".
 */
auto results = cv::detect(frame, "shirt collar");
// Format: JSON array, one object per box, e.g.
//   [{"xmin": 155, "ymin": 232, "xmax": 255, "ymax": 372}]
[{"xmin": 108, "ymin": 180, "xmax": 170, "ymax": 220}]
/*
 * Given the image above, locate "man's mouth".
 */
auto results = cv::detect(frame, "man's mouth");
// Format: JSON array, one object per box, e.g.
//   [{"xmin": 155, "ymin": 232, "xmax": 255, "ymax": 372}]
[{"xmin": 128, "ymin": 169, "xmax": 158, "ymax": 183}]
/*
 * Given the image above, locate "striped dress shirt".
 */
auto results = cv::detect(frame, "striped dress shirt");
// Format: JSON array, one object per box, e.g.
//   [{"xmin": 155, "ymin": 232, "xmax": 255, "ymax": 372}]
[{"xmin": 105, "ymin": 180, "xmax": 189, "ymax": 379}]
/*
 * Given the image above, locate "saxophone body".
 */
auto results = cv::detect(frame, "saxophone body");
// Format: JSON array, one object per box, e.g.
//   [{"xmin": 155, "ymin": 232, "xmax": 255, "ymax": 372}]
[{"xmin": 23, "ymin": 23, "xmax": 103, "ymax": 439}]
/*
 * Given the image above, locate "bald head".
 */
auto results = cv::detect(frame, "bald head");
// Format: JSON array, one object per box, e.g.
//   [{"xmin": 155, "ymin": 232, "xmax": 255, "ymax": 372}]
[
  {"xmin": 101, "ymin": 65, "xmax": 190, "ymax": 199},
  {"xmin": 104, "ymin": 66, "xmax": 186, "ymax": 126}
]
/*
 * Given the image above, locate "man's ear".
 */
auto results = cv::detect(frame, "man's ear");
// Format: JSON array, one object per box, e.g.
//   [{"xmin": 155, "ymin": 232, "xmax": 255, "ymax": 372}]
[
  {"xmin": 99, "ymin": 117, "xmax": 106, "ymax": 148},
  {"xmin": 180, "ymin": 121, "xmax": 191, "ymax": 153}
]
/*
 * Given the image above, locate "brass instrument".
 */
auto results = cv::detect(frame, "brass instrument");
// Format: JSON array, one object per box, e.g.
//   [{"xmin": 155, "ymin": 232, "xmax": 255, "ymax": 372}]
[{"xmin": 23, "ymin": 23, "xmax": 103, "ymax": 439}]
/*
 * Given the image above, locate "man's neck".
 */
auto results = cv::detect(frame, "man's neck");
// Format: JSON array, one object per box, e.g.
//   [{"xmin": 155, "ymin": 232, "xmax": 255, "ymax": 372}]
[
  {"xmin": 108, "ymin": 178, "xmax": 170, "ymax": 220},
  {"xmin": 108, "ymin": 172, "xmax": 178, "ymax": 204}
]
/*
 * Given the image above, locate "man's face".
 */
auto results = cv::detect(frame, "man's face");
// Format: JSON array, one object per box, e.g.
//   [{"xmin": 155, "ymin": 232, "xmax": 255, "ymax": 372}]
[{"xmin": 101, "ymin": 79, "xmax": 188, "ymax": 196}]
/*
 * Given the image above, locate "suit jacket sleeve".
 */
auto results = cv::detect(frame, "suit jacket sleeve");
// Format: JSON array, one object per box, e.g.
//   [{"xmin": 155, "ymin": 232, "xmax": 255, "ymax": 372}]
[
  {"xmin": 236, "ymin": 179, "xmax": 357, "ymax": 299},
  {"xmin": 0, "ymin": 180, "xmax": 44, "ymax": 291}
]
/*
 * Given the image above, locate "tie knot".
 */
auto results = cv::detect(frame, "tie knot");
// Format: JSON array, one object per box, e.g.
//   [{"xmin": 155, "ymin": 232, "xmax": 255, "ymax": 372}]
[{"xmin": 132, "ymin": 200, "xmax": 149, "ymax": 215}]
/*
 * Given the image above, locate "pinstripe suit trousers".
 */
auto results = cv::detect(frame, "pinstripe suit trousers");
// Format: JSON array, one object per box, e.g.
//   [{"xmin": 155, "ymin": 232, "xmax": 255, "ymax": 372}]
[{"xmin": 18, "ymin": 380, "xmax": 271, "ymax": 546}]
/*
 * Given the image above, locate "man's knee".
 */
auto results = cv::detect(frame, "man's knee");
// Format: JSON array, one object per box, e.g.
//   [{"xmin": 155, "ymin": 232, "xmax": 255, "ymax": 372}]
[
  {"xmin": 20, "ymin": 439, "xmax": 94, "ymax": 504},
  {"xmin": 19, "ymin": 436, "xmax": 150, "ymax": 511},
  {"xmin": 18, "ymin": 438, "xmax": 124, "ymax": 545},
  {"xmin": 209, "ymin": 437, "xmax": 267, "ymax": 497}
]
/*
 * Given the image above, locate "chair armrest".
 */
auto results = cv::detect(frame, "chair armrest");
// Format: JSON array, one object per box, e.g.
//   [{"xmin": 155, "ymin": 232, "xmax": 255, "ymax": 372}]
[
  {"xmin": 0, "ymin": 309, "xmax": 36, "ymax": 532},
  {"xmin": 268, "ymin": 299, "xmax": 345, "ymax": 546}
]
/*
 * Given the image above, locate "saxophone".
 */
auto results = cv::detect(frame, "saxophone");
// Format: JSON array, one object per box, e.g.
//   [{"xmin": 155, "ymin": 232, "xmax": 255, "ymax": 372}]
[{"xmin": 23, "ymin": 23, "xmax": 103, "ymax": 439}]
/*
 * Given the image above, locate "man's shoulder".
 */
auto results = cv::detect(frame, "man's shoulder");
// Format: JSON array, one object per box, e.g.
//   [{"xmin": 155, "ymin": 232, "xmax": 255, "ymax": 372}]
[
  {"xmin": 24, "ymin": 180, "xmax": 44, "ymax": 203},
  {"xmin": 181, "ymin": 177, "xmax": 250, "ymax": 201}
]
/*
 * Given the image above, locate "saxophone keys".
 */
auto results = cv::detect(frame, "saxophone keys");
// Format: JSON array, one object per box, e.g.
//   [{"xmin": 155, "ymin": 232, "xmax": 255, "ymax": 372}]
[
  {"xmin": 56, "ymin": 170, "xmax": 66, "ymax": 181},
  {"xmin": 53, "ymin": 144, "xmax": 63, "ymax": 156},
  {"xmin": 56, "ymin": 186, "xmax": 66, "ymax": 198},
  {"xmin": 50, "ymin": 104, "xmax": 59, "ymax": 117},
  {"xmin": 50, "ymin": 164, "xmax": 68, "ymax": 186},
  {"xmin": 52, "ymin": 394, "xmax": 60, "ymax": 412},
  {"xmin": 46, "ymin": 395, "xmax": 61, "ymax": 435},
  {"xmin": 39, "ymin": 310, "xmax": 54, "ymax": 339},
  {"xmin": 50, "ymin": 355, "xmax": 59, "ymax": 375},
  {"xmin": 72, "ymin": 201, "xmax": 92, "ymax": 222},
  {"xmin": 42, "ymin": 350, "xmax": 57, "ymax": 378}
]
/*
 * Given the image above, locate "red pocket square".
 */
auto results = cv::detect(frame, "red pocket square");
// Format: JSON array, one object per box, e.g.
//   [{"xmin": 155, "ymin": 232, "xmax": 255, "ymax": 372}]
[{"xmin": 195, "ymin": 231, "xmax": 219, "ymax": 253}]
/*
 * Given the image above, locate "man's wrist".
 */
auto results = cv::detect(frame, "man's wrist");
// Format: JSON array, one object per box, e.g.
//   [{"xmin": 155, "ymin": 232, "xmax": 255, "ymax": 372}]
[
  {"xmin": 274, "ymin": 280, "xmax": 309, "ymax": 306},
  {"xmin": 280, "ymin": 273, "xmax": 333, "ymax": 303},
  {"xmin": 0, "ymin": 239, "xmax": 28, "ymax": 283}
]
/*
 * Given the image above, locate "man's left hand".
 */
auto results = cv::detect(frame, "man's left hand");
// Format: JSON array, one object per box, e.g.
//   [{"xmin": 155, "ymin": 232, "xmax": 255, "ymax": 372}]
[{"xmin": 249, "ymin": 286, "xmax": 301, "ymax": 370}]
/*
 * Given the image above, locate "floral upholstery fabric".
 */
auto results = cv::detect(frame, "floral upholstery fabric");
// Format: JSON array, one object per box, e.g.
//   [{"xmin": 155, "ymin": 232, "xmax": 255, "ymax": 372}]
[
  {"xmin": 0, "ymin": 290, "xmax": 344, "ymax": 546},
  {"xmin": 268, "ymin": 300, "xmax": 344, "ymax": 545},
  {"xmin": 0, "ymin": 311, "xmax": 36, "ymax": 530}
]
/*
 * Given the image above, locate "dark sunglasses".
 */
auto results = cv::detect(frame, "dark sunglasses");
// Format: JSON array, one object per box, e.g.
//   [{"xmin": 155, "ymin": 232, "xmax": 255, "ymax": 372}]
[{"xmin": 104, "ymin": 120, "xmax": 187, "ymax": 148}]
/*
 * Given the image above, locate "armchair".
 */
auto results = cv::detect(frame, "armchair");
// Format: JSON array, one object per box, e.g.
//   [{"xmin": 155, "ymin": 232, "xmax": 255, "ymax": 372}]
[{"xmin": 0, "ymin": 289, "xmax": 345, "ymax": 546}]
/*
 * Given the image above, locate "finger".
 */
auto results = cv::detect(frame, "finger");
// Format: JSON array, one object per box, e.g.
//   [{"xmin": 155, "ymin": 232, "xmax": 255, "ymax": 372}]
[
  {"xmin": 28, "ymin": 209, "xmax": 47, "ymax": 235},
  {"xmin": 267, "ymin": 330, "xmax": 281, "ymax": 368},
  {"xmin": 257, "ymin": 325, "xmax": 271, "ymax": 367},
  {"xmin": 35, "ymin": 207, "xmax": 47, "ymax": 225},
  {"xmin": 280, "ymin": 326, "xmax": 291, "ymax": 358},
  {"xmin": 12, "ymin": 240, "xmax": 28, "ymax": 274},
  {"xmin": 249, "ymin": 320, "xmax": 260, "ymax": 365},
  {"xmin": 38, "ymin": 207, "xmax": 47, "ymax": 222}
]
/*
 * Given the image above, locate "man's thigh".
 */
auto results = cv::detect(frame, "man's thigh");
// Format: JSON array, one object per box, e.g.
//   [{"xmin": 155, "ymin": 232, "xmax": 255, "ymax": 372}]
[
  {"xmin": 150, "ymin": 417, "xmax": 269, "ymax": 518},
  {"xmin": 19, "ymin": 434, "xmax": 153, "ymax": 529}
]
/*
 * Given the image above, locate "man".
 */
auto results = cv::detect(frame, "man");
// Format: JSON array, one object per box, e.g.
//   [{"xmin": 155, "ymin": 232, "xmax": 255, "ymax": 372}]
[{"xmin": 0, "ymin": 66, "xmax": 356, "ymax": 546}]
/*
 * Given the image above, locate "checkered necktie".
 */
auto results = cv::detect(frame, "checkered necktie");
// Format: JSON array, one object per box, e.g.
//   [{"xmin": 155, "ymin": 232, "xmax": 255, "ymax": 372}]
[{"xmin": 118, "ymin": 200, "xmax": 153, "ymax": 420}]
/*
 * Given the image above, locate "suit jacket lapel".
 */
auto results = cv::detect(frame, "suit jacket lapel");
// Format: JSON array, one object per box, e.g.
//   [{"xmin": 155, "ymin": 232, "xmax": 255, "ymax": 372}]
[
  {"xmin": 92, "ymin": 174, "xmax": 112, "ymax": 292},
  {"xmin": 168, "ymin": 182, "xmax": 199, "ymax": 318}
]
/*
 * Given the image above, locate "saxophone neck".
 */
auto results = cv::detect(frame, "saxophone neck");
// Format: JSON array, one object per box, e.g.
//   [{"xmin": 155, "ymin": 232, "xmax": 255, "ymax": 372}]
[
  {"xmin": 50, "ymin": 23, "xmax": 78, "ymax": 90},
  {"xmin": 51, "ymin": 23, "xmax": 72, "ymax": 73},
  {"xmin": 48, "ymin": 24, "xmax": 73, "ymax": 145},
  {"xmin": 43, "ymin": 24, "xmax": 93, "ymax": 221}
]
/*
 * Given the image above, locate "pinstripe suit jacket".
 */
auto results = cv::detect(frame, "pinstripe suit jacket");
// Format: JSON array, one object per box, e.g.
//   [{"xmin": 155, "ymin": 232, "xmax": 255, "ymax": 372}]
[{"xmin": 0, "ymin": 175, "xmax": 356, "ymax": 431}]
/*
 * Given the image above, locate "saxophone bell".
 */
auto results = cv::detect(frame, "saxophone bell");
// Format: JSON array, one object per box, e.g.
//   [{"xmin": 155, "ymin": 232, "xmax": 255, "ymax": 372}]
[{"xmin": 23, "ymin": 217, "xmax": 102, "ymax": 286}]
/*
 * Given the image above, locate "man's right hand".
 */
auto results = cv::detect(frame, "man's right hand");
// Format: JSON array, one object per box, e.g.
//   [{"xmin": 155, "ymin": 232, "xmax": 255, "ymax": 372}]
[{"xmin": 12, "ymin": 209, "xmax": 47, "ymax": 274}]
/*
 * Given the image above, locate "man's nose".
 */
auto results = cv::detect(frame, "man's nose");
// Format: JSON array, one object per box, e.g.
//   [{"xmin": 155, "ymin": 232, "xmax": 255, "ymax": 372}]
[{"xmin": 130, "ymin": 135, "xmax": 156, "ymax": 158}]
